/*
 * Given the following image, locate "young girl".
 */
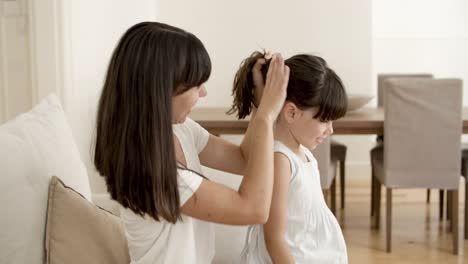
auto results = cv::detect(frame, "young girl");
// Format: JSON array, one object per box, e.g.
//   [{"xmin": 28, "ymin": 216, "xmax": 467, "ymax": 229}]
[
  {"xmin": 231, "ymin": 51, "xmax": 348, "ymax": 263},
  {"xmin": 94, "ymin": 22, "xmax": 289, "ymax": 263}
]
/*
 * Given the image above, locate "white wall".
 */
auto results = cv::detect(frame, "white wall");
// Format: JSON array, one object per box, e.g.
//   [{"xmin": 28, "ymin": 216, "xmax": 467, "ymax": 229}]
[
  {"xmin": 373, "ymin": 0, "xmax": 468, "ymax": 102},
  {"xmin": 373, "ymin": 0, "xmax": 468, "ymax": 142},
  {"xmin": 0, "ymin": 0, "xmax": 32, "ymax": 123},
  {"xmin": 3, "ymin": 0, "xmax": 466, "ymax": 192},
  {"xmin": 1, "ymin": 0, "xmax": 375, "ymax": 191},
  {"xmin": 60, "ymin": 1, "xmax": 157, "ymax": 193},
  {"xmin": 0, "ymin": 0, "xmax": 158, "ymax": 196},
  {"xmin": 157, "ymin": 0, "xmax": 374, "ymax": 171},
  {"xmin": 157, "ymin": 0, "xmax": 372, "ymax": 107},
  {"xmin": 156, "ymin": 2, "xmax": 372, "ymax": 260},
  {"xmin": 1, "ymin": 0, "xmax": 373, "ymax": 192},
  {"xmin": 28, "ymin": 0, "xmax": 66, "ymax": 106}
]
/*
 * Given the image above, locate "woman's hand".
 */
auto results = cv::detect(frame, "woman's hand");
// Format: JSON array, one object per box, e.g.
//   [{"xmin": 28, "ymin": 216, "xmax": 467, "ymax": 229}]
[{"xmin": 256, "ymin": 53, "xmax": 290, "ymax": 123}]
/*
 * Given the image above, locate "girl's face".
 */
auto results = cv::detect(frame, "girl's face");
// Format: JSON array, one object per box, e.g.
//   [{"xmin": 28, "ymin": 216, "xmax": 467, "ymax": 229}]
[
  {"xmin": 287, "ymin": 106, "xmax": 334, "ymax": 150},
  {"xmin": 172, "ymin": 84, "xmax": 207, "ymax": 124}
]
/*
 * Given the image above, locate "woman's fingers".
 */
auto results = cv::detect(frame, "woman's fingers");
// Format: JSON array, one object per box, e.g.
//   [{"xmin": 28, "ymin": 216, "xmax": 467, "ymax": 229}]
[
  {"xmin": 256, "ymin": 53, "xmax": 289, "ymax": 120},
  {"xmin": 253, "ymin": 58, "xmax": 266, "ymax": 71},
  {"xmin": 265, "ymin": 53, "xmax": 281, "ymax": 88},
  {"xmin": 283, "ymin": 65, "xmax": 290, "ymax": 89},
  {"xmin": 265, "ymin": 53, "xmax": 285, "ymax": 93},
  {"xmin": 252, "ymin": 58, "xmax": 267, "ymax": 90}
]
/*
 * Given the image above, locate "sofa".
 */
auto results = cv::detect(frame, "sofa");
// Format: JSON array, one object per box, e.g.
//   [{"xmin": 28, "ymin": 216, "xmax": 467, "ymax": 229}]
[{"xmin": 0, "ymin": 94, "xmax": 247, "ymax": 263}]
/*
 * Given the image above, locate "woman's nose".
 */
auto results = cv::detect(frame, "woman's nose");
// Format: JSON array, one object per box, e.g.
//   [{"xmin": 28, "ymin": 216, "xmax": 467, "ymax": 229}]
[{"xmin": 199, "ymin": 85, "xmax": 207, "ymax": 98}]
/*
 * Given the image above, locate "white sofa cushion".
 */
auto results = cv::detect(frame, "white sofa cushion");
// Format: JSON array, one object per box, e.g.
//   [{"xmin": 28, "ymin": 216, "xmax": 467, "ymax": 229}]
[{"xmin": 0, "ymin": 94, "xmax": 91, "ymax": 263}]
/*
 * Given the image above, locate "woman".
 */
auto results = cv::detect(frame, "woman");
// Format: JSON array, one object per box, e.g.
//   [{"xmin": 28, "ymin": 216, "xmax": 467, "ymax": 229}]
[{"xmin": 94, "ymin": 21, "xmax": 289, "ymax": 263}]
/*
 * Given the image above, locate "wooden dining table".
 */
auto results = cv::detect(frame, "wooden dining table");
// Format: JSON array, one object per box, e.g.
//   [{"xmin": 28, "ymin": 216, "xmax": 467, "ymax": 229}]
[{"xmin": 189, "ymin": 107, "xmax": 468, "ymax": 135}]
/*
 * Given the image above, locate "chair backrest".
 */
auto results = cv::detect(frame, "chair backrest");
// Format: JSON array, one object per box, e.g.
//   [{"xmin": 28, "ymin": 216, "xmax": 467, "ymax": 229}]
[
  {"xmin": 312, "ymin": 137, "xmax": 333, "ymax": 189},
  {"xmin": 383, "ymin": 78, "xmax": 463, "ymax": 189},
  {"xmin": 378, "ymin": 74, "xmax": 434, "ymax": 107}
]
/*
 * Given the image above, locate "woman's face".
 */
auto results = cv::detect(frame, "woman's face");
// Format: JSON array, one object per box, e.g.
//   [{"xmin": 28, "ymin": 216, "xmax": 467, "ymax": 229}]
[{"xmin": 172, "ymin": 84, "xmax": 207, "ymax": 124}]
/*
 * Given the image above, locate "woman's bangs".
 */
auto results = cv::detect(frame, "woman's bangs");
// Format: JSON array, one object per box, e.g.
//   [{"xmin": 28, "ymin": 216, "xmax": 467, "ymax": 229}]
[{"xmin": 182, "ymin": 36, "xmax": 211, "ymax": 89}]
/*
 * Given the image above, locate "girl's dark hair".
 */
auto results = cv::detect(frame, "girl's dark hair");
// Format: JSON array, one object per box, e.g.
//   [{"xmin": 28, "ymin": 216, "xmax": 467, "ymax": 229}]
[
  {"xmin": 94, "ymin": 22, "xmax": 211, "ymax": 223},
  {"xmin": 229, "ymin": 51, "xmax": 347, "ymax": 121}
]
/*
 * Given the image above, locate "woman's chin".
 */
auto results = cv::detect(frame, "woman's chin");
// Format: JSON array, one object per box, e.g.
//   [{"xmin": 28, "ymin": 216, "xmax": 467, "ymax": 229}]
[{"xmin": 172, "ymin": 116, "xmax": 187, "ymax": 124}]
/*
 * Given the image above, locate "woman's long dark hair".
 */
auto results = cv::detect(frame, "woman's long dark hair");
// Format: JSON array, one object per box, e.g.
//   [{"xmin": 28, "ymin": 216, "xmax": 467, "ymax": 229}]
[
  {"xmin": 94, "ymin": 22, "xmax": 211, "ymax": 223},
  {"xmin": 229, "ymin": 51, "xmax": 347, "ymax": 121}
]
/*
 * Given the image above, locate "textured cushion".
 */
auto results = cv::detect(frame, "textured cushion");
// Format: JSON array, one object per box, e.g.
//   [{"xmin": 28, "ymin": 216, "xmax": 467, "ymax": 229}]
[
  {"xmin": 312, "ymin": 138, "xmax": 335, "ymax": 189},
  {"xmin": 46, "ymin": 176, "xmax": 130, "ymax": 264},
  {"xmin": 0, "ymin": 94, "xmax": 92, "ymax": 263},
  {"xmin": 377, "ymin": 78, "xmax": 462, "ymax": 189},
  {"xmin": 377, "ymin": 73, "xmax": 433, "ymax": 107}
]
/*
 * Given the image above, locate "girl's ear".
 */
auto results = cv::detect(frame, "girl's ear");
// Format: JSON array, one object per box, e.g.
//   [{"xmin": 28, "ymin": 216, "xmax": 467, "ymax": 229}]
[{"xmin": 283, "ymin": 102, "xmax": 298, "ymax": 124}]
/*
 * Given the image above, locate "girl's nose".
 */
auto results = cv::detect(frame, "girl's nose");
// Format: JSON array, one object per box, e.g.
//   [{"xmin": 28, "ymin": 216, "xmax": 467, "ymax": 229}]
[{"xmin": 328, "ymin": 122, "xmax": 334, "ymax": 135}]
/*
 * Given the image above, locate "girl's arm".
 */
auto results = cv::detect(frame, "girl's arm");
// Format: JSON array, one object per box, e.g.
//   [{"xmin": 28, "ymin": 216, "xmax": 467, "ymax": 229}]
[
  {"xmin": 182, "ymin": 55, "xmax": 290, "ymax": 224},
  {"xmin": 264, "ymin": 153, "xmax": 295, "ymax": 263}
]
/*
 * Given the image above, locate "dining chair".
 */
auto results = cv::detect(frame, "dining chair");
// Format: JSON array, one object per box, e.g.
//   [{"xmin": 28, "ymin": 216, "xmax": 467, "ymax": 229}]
[
  {"xmin": 462, "ymin": 150, "xmax": 468, "ymax": 240},
  {"xmin": 370, "ymin": 78, "xmax": 463, "ymax": 254},
  {"xmin": 445, "ymin": 148, "xmax": 468, "ymax": 240},
  {"xmin": 313, "ymin": 138, "xmax": 338, "ymax": 215},
  {"xmin": 377, "ymin": 74, "xmax": 434, "ymax": 106},
  {"xmin": 331, "ymin": 140, "xmax": 346, "ymax": 209},
  {"xmin": 371, "ymin": 73, "xmax": 434, "ymax": 216}
]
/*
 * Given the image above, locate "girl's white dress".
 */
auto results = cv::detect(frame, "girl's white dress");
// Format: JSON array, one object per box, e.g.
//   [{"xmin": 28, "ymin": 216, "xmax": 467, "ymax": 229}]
[{"xmin": 240, "ymin": 141, "xmax": 348, "ymax": 264}]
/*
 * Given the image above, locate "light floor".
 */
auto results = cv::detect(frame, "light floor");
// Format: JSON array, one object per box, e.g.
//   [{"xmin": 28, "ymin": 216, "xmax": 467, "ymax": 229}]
[{"xmin": 337, "ymin": 175, "xmax": 467, "ymax": 263}]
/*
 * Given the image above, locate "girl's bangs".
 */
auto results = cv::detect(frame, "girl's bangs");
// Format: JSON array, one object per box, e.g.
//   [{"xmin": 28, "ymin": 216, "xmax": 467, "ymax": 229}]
[{"xmin": 314, "ymin": 73, "xmax": 348, "ymax": 122}]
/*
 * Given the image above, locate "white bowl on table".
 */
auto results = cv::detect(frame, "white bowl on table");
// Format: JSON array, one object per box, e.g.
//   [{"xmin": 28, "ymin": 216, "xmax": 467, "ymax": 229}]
[{"xmin": 347, "ymin": 94, "xmax": 374, "ymax": 112}]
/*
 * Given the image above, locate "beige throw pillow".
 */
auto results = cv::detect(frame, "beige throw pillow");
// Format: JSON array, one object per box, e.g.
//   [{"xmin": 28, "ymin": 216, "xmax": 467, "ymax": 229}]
[{"xmin": 45, "ymin": 176, "xmax": 130, "ymax": 264}]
